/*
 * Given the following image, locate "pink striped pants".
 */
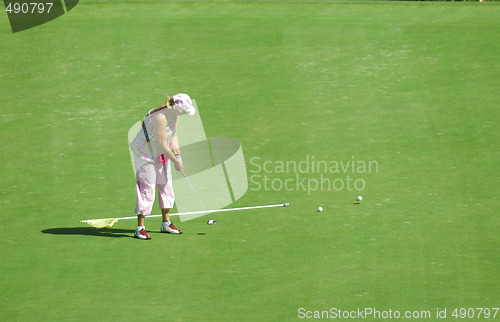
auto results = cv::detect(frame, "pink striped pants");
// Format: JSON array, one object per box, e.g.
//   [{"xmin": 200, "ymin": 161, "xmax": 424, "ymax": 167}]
[{"xmin": 133, "ymin": 153, "xmax": 175, "ymax": 215}]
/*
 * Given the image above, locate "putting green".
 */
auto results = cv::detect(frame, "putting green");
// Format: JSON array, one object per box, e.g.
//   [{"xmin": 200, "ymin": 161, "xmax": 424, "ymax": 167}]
[{"xmin": 1, "ymin": 1, "xmax": 499, "ymax": 321}]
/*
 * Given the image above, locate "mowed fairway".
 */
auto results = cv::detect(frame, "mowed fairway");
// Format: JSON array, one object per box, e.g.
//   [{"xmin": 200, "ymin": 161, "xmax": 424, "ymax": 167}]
[{"xmin": 1, "ymin": 1, "xmax": 499, "ymax": 321}]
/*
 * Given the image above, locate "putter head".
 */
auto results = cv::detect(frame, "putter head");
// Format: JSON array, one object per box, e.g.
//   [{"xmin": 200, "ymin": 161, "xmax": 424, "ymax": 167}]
[{"xmin": 207, "ymin": 219, "xmax": 217, "ymax": 225}]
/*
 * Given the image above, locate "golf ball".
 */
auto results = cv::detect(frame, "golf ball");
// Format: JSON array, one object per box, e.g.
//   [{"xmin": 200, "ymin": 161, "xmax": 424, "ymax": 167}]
[
  {"xmin": 357, "ymin": 196, "xmax": 363, "ymax": 201},
  {"xmin": 207, "ymin": 219, "xmax": 217, "ymax": 225},
  {"xmin": 317, "ymin": 206, "xmax": 323, "ymax": 212}
]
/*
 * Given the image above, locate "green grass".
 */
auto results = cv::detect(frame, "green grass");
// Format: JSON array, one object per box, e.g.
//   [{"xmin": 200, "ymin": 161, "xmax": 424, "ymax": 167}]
[{"xmin": 1, "ymin": 1, "xmax": 499, "ymax": 321}]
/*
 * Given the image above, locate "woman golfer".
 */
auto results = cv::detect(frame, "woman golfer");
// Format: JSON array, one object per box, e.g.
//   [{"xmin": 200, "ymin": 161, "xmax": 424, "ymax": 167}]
[{"xmin": 130, "ymin": 93, "xmax": 195, "ymax": 239}]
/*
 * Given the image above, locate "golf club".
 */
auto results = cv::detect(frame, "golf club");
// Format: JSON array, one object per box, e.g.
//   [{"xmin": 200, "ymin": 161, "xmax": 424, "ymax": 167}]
[
  {"xmin": 181, "ymin": 171, "xmax": 215, "ymax": 225},
  {"xmin": 160, "ymin": 153, "xmax": 214, "ymax": 224}
]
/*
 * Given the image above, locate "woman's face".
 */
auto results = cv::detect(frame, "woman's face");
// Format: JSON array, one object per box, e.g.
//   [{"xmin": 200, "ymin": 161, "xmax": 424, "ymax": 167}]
[
  {"xmin": 173, "ymin": 109, "xmax": 187, "ymax": 116},
  {"xmin": 165, "ymin": 107, "xmax": 187, "ymax": 116}
]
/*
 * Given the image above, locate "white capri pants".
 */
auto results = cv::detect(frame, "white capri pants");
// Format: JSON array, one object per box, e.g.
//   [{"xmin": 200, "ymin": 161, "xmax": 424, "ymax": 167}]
[{"xmin": 133, "ymin": 153, "xmax": 175, "ymax": 215}]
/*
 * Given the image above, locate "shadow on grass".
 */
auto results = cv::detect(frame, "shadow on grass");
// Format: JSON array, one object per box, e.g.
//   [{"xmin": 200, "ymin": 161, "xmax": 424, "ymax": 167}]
[{"xmin": 42, "ymin": 227, "xmax": 134, "ymax": 238}]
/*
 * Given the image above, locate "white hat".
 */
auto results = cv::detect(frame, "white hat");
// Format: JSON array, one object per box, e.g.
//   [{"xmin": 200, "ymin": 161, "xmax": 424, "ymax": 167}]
[{"xmin": 172, "ymin": 93, "xmax": 195, "ymax": 115}]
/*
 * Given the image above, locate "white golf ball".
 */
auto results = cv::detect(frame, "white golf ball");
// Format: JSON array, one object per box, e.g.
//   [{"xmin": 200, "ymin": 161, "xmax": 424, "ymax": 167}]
[
  {"xmin": 317, "ymin": 206, "xmax": 323, "ymax": 212},
  {"xmin": 357, "ymin": 196, "xmax": 363, "ymax": 201}
]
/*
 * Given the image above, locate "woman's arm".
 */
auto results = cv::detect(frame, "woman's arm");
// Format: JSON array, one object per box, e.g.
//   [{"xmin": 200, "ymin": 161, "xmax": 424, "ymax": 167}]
[
  {"xmin": 152, "ymin": 114, "xmax": 184, "ymax": 173},
  {"xmin": 171, "ymin": 116, "xmax": 181, "ymax": 156}
]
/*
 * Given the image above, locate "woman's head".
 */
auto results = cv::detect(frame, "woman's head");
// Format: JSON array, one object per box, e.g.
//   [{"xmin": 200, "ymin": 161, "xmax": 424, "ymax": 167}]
[{"xmin": 166, "ymin": 93, "xmax": 196, "ymax": 116}]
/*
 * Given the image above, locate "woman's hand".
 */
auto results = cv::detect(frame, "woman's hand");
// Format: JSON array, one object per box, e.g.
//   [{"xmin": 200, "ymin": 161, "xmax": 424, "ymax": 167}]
[{"xmin": 174, "ymin": 159, "xmax": 184, "ymax": 174}]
